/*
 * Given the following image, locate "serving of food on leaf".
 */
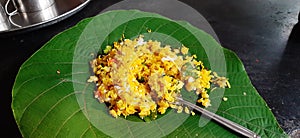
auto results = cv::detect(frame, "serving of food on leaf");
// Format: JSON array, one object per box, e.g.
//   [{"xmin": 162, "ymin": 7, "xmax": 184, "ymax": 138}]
[
  {"xmin": 88, "ymin": 35, "xmax": 230, "ymax": 120},
  {"xmin": 11, "ymin": 10, "xmax": 287, "ymax": 137}
]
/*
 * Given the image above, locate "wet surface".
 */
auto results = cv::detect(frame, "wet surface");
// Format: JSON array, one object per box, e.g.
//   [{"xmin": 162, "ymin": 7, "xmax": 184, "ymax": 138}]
[{"xmin": 0, "ymin": 0, "xmax": 299, "ymax": 137}]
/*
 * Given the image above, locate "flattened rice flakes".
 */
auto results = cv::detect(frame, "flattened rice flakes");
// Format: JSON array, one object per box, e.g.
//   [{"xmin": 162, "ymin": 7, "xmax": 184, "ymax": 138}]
[{"xmin": 88, "ymin": 35, "xmax": 229, "ymax": 119}]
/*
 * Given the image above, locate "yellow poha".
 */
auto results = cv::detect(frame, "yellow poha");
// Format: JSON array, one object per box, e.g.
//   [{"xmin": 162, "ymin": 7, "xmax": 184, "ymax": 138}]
[{"xmin": 88, "ymin": 35, "xmax": 230, "ymax": 119}]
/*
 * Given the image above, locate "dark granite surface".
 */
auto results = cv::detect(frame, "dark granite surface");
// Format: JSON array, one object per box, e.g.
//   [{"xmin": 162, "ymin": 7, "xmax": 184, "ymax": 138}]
[{"xmin": 1, "ymin": 0, "xmax": 299, "ymax": 137}]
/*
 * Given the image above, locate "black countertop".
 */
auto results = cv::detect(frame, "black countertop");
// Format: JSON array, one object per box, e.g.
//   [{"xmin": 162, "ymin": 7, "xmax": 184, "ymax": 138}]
[{"xmin": 1, "ymin": 0, "xmax": 299, "ymax": 137}]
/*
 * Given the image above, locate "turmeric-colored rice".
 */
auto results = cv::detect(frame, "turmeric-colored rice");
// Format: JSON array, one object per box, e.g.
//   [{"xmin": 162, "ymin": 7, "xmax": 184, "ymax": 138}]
[{"xmin": 88, "ymin": 35, "xmax": 229, "ymax": 119}]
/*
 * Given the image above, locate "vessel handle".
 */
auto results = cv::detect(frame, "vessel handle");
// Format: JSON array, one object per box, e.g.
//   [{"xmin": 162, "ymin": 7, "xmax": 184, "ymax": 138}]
[
  {"xmin": 5, "ymin": 0, "xmax": 17, "ymax": 16},
  {"xmin": 5, "ymin": 0, "xmax": 21, "ymax": 27}
]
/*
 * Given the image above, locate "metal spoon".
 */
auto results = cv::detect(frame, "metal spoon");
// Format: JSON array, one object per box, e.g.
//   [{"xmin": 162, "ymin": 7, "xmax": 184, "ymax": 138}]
[{"xmin": 176, "ymin": 97, "xmax": 261, "ymax": 138}]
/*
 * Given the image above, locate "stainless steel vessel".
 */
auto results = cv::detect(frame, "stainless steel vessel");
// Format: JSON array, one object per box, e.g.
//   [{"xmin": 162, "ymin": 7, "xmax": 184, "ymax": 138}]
[
  {"xmin": 0, "ymin": 0, "xmax": 90, "ymax": 33},
  {"xmin": 0, "ymin": 4, "xmax": 11, "ymax": 31},
  {"xmin": 7, "ymin": 0, "xmax": 55, "ymax": 13}
]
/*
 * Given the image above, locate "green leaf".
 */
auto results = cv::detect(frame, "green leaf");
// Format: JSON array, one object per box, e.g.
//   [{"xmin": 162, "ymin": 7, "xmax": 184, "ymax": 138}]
[{"xmin": 12, "ymin": 10, "xmax": 287, "ymax": 138}]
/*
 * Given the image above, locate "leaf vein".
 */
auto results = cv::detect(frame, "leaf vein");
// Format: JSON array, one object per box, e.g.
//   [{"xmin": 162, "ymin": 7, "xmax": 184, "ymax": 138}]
[
  {"xmin": 18, "ymin": 79, "xmax": 66, "ymax": 123},
  {"xmin": 54, "ymin": 108, "xmax": 83, "ymax": 137},
  {"xmin": 29, "ymin": 91, "xmax": 82, "ymax": 137}
]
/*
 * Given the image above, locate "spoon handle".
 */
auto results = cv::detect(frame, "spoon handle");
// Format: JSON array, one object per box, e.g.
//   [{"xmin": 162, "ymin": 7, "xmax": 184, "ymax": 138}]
[{"xmin": 177, "ymin": 98, "xmax": 261, "ymax": 138}]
